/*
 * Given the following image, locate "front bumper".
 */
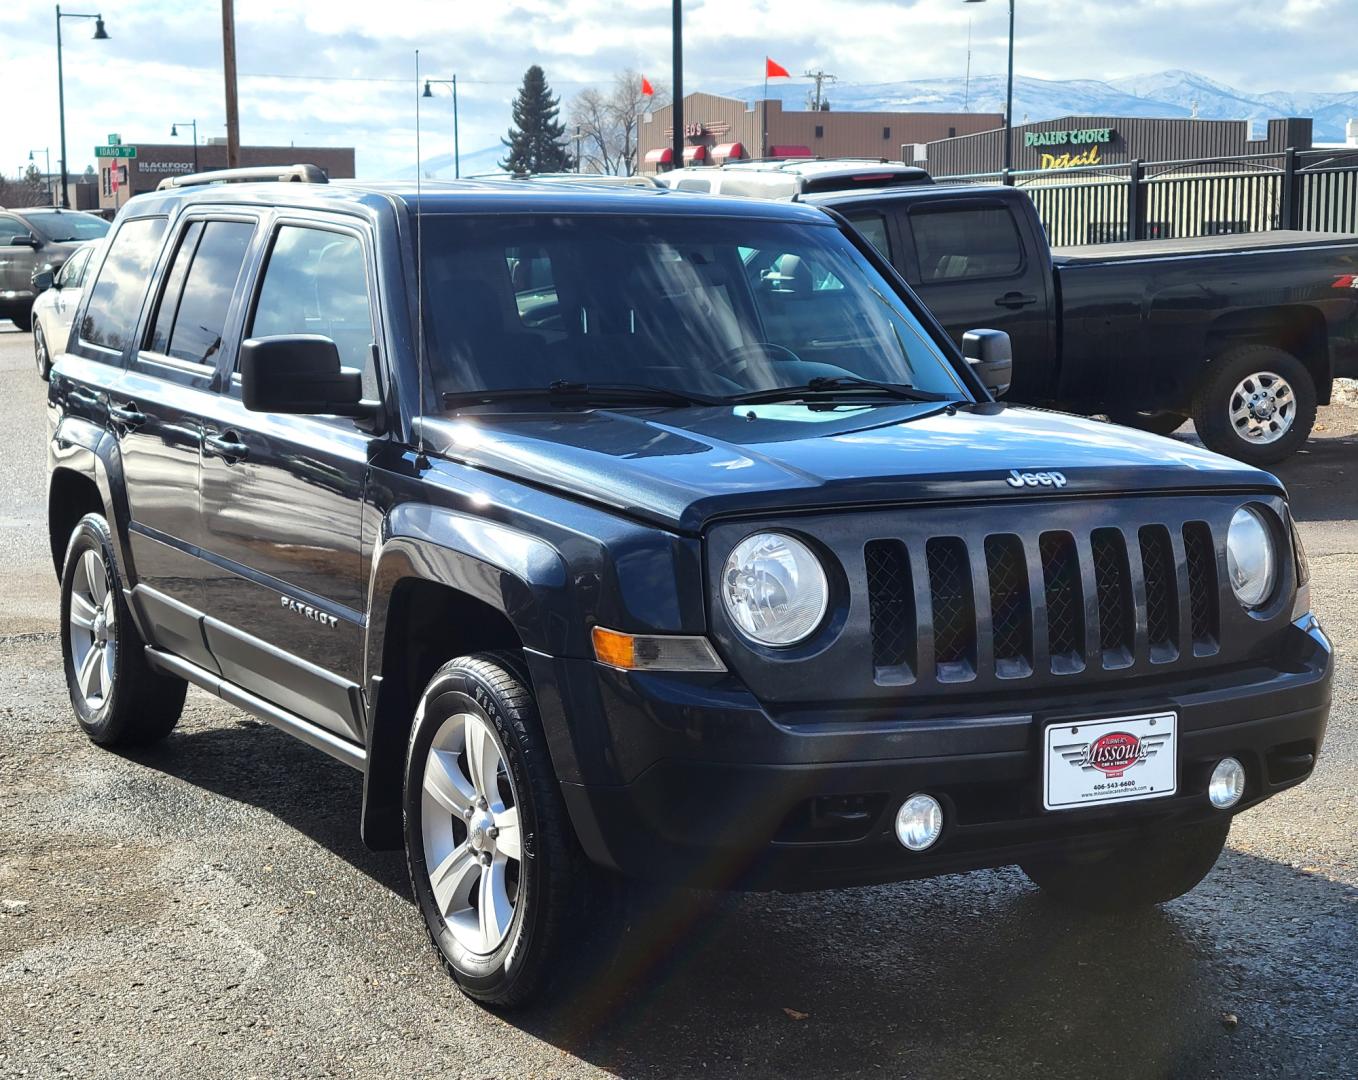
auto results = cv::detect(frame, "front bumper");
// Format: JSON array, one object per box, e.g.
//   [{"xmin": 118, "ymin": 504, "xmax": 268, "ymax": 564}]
[{"xmin": 531, "ymin": 616, "xmax": 1332, "ymax": 891}]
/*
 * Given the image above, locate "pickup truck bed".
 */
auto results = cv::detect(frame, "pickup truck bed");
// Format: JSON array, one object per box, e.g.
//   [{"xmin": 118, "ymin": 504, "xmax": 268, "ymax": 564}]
[{"xmin": 1052, "ymin": 230, "xmax": 1358, "ymax": 263}]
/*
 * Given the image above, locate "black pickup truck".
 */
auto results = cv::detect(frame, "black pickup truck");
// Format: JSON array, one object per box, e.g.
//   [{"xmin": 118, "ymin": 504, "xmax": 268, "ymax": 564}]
[
  {"xmin": 47, "ymin": 168, "xmax": 1331, "ymax": 1008},
  {"xmin": 799, "ymin": 184, "xmax": 1358, "ymax": 464}
]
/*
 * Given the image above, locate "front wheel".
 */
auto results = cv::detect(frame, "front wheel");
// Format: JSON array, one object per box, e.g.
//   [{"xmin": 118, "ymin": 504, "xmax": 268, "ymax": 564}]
[
  {"xmin": 1192, "ymin": 345, "xmax": 1316, "ymax": 465},
  {"xmin": 404, "ymin": 653, "xmax": 612, "ymax": 1007},
  {"xmin": 10, "ymin": 308, "xmax": 32, "ymax": 333},
  {"xmin": 1020, "ymin": 818, "xmax": 1231, "ymax": 914},
  {"xmin": 34, "ymin": 321, "xmax": 51, "ymax": 380}
]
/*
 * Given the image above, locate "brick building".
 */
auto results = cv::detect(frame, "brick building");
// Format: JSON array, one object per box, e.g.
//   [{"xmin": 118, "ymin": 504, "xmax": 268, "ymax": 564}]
[
  {"xmin": 638, "ymin": 91, "xmax": 1001, "ymax": 171},
  {"xmin": 98, "ymin": 139, "xmax": 356, "ymax": 212}
]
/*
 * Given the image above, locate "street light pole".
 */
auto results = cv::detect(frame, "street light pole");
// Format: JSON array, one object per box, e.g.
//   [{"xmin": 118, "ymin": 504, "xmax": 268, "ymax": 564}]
[
  {"xmin": 171, "ymin": 120, "xmax": 199, "ymax": 173},
  {"xmin": 671, "ymin": 0, "xmax": 684, "ymax": 169},
  {"xmin": 965, "ymin": 0, "xmax": 1015, "ymax": 181},
  {"xmin": 54, "ymin": 6, "xmax": 109, "ymax": 209},
  {"xmin": 422, "ymin": 78, "xmax": 460, "ymax": 178}
]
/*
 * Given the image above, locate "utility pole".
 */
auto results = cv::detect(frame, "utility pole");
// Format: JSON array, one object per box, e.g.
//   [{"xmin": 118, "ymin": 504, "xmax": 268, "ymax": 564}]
[
  {"xmin": 221, "ymin": 0, "xmax": 241, "ymax": 167},
  {"xmin": 671, "ymin": 0, "xmax": 684, "ymax": 168},
  {"xmin": 802, "ymin": 69, "xmax": 836, "ymax": 112}
]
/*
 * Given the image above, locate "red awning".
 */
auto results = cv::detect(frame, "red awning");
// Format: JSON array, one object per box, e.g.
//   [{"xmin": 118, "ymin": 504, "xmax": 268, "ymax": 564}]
[
  {"xmin": 770, "ymin": 145, "xmax": 812, "ymax": 158},
  {"xmin": 682, "ymin": 145, "xmax": 709, "ymax": 163},
  {"xmin": 644, "ymin": 147, "xmax": 674, "ymax": 165},
  {"xmin": 711, "ymin": 142, "xmax": 744, "ymax": 162}
]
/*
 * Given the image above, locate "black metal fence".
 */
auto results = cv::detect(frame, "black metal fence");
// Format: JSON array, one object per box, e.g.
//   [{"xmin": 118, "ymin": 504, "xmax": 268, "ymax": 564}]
[{"xmin": 933, "ymin": 149, "xmax": 1358, "ymax": 248}]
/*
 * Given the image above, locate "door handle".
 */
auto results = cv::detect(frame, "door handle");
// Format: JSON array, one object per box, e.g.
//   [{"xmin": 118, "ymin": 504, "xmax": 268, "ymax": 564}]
[
  {"xmin": 109, "ymin": 402, "xmax": 147, "ymax": 428},
  {"xmin": 995, "ymin": 292, "xmax": 1039, "ymax": 309},
  {"xmin": 204, "ymin": 431, "xmax": 249, "ymax": 463}
]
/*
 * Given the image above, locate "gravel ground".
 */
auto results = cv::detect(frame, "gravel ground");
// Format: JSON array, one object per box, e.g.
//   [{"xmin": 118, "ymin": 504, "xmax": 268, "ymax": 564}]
[{"xmin": 1, "ymin": 322, "xmax": 1355, "ymax": 1079}]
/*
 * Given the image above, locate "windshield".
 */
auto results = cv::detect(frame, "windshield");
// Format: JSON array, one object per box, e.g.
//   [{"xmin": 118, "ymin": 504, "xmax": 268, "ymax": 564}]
[
  {"xmin": 24, "ymin": 210, "xmax": 110, "ymax": 244},
  {"xmin": 421, "ymin": 213, "xmax": 968, "ymax": 404}
]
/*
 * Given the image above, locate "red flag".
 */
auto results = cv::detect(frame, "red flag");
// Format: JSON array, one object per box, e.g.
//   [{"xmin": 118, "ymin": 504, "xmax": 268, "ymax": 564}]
[
  {"xmin": 641, "ymin": 75, "xmax": 654, "ymax": 96},
  {"xmin": 765, "ymin": 57, "xmax": 791, "ymax": 79}
]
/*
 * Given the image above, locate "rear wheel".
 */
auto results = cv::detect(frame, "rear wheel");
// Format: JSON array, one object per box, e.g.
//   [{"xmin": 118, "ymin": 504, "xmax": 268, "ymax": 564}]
[
  {"xmin": 34, "ymin": 321, "xmax": 51, "ymax": 380},
  {"xmin": 1193, "ymin": 345, "xmax": 1316, "ymax": 465},
  {"xmin": 1107, "ymin": 410, "xmax": 1186, "ymax": 437},
  {"xmin": 404, "ymin": 653, "xmax": 614, "ymax": 1007},
  {"xmin": 60, "ymin": 514, "xmax": 187, "ymax": 746},
  {"xmin": 1020, "ymin": 818, "xmax": 1231, "ymax": 913}
]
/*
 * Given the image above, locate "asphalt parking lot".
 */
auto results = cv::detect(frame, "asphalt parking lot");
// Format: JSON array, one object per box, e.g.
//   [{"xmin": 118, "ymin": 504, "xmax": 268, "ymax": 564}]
[{"xmin": 1, "ymin": 321, "xmax": 1354, "ymax": 1080}]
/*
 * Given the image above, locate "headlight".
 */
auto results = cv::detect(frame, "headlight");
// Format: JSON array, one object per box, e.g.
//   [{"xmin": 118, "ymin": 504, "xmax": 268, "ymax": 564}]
[
  {"xmin": 721, "ymin": 532, "xmax": 828, "ymax": 646},
  {"xmin": 1226, "ymin": 506, "xmax": 1276, "ymax": 609}
]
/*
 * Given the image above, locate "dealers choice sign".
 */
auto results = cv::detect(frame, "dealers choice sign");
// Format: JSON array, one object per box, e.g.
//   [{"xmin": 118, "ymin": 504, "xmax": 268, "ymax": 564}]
[{"xmin": 1025, "ymin": 127, "xmax": 1115, "ymax": 169}]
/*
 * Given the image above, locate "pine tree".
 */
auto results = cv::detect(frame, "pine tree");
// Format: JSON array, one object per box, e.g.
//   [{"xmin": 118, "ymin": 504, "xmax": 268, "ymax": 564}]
[{"xmin": 501, "ymin": 65, "xmax": 573, "ymax": 174}]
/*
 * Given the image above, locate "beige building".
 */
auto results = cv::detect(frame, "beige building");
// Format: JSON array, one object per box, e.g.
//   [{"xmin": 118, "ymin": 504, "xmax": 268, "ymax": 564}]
[
  {"xmin": 98, "ymin": 139, "xmax": 356, "ymax": 212},
  {"xmin": 639, "ymin": 92, "xmax": 1001, "ymax": 171}
]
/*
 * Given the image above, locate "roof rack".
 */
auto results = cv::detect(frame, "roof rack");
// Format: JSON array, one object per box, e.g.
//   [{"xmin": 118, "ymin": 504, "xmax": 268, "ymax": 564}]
[{"xmin": 156, "ymin": 163, "xmax": 328, "ymax": 191}]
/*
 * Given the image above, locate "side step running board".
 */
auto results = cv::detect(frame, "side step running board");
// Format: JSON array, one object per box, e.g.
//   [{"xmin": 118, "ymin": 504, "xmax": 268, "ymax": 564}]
[{"xmin": 145, "ymin": 646, "xmax": 367, "ymax": 771}]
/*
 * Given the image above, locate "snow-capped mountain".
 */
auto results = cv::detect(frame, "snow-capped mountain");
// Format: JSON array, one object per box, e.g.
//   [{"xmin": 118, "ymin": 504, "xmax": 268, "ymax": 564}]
[{"xmin": 726, "ymin": 70, "xmax": 1358, "ymax": 143}]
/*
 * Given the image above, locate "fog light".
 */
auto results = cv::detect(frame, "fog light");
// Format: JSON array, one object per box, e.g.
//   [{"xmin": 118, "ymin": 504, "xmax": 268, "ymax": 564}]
[
  {"xmin": 895, "ymin": 793, "xmax": 944, "ymax": 851},
  {"xmin": 1209, "ymin": 757, "xmax": 1246, "ymax": 809}
]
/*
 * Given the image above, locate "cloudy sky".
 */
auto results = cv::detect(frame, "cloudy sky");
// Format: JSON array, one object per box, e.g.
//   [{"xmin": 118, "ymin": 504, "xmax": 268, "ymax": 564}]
[{"xmin": 5, "ymin": 0, "xmax": 1355, "ymax": 180}]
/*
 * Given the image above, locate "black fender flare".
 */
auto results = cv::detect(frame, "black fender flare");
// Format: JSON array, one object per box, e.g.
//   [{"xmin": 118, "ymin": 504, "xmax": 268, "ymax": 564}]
[{"xmin": 359, "ymin": 504, "xmax": 573, "ymax": 850}]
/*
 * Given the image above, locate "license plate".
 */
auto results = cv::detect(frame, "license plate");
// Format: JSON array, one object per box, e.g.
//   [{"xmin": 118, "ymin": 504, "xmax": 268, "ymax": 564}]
[{"xmin": 1043, "ymin": 712, "xmax": 1178, "ymax": 811}]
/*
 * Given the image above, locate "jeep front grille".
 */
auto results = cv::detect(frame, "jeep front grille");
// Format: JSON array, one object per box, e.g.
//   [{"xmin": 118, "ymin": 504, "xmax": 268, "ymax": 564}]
[{"xmin": 865, "ymin": 516, "xmax": 1224, "ymax": 684}]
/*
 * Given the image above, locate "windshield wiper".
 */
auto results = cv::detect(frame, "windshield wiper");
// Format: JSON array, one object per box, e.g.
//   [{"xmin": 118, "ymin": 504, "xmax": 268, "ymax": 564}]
[
  {"xmin": 442, "ymin": 380, "xmax": 725, "ymax": 409},
  {"xmin": 728, "ymin": 376, "xmax": 952, "ymax": 406}
]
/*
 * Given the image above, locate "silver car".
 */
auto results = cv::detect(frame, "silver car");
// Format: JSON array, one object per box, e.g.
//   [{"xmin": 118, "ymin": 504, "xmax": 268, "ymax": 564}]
[{"xmin": 31, "ymin": 240, "xmax": 100, "ymax": 380}]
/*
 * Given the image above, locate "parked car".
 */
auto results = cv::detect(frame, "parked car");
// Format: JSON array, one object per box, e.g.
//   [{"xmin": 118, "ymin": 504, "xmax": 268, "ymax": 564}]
[
  {"xmin": 47, "ymin": 167, "xmax": 1331, "ymax": 1009},
  {"xmin": 797, "ymin": 183, "xmax": 1358, "ymax": 464},
  {"xmin": 0, "ymin": 208, "xmax": 109, "ymax": 331},
  {"xmin": 31, "ymin": 240, "xmax": 100, "ymax": 379},
  {"xmin": 656, "ymin": 158, "xmax": 933, "ymax": 199}
]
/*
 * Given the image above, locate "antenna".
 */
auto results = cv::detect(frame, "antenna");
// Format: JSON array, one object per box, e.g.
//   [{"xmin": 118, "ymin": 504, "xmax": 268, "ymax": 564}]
[
  {"xmin": 964, "ymin": 18, "xmax": 972, "ymax": 112},
  {"xmin": 414, "ymin": 48, "xmax": 429, "ymax": 470}
]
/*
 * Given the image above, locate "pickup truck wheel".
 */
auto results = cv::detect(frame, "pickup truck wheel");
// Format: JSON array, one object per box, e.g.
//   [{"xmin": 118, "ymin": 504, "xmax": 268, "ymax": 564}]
[
  {"xmin": 34, "ymin": 322, "xmax": 51, "ymax": 380},
  {"xmin": 1107, "ymin": 410, "xmax": 1186, "ymax": 437},
  {"xmin": 60, "ymin": 514, "xmax": 187, "ymax": 746},
  {"xmin": 405, "ymin": 653, "xmax": 609, "ymax": 1007},
  {"xmin": 1020, "ymin": 818, "xmax": 1231, "ymax": 914},
  {"xmin": 1193, "ymin": 345, "xmax": 1316, "ymax": 465}
]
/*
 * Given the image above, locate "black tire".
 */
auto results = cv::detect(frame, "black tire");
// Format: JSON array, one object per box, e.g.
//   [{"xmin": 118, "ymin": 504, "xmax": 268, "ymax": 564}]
[
  {"xmin": 1020, "ymin": 818, "xmax": 1231, "ymax": 914},
  {"xmin": 34, "ymin": 321, "xmax": 51, "ymax": 380},
  {"xmin": 60, "ymin": 514, "xmax": 187, "ymax": 746},
  {"xmin": 404, "ymin": 652, "xmax": 613, "ymax": 1008},
  {"xmin": 1107, "ymin": 410, "xmax": 1186, "ymax": 437},
  {"xmin": 1192, "ymin": 344, "xmax": 1317, "ymax": 465},
  {"xmin": 11, "ymin": 308, "xmax": 32, "ymax": 333}
]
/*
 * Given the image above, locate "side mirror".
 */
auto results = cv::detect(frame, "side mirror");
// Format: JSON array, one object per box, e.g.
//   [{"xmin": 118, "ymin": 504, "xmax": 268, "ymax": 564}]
[
  {"xmin": 9, "ymin": 234, "xmax": 38, "ymax": 248},
  {"xmin": 32, "ymin": 269, "xmax": 55, "ymax": 292},
  {"xmin": 962, "ymin": 328, "xmax": 1013, "ymax": 398},
  {"xmin": 239, "ymin": 335, "xmax": 369, "ymax": 417}
]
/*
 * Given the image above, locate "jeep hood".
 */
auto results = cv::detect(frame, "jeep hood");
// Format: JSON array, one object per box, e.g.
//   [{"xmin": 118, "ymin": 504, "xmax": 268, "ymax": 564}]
[{"xmin": 417, "ymin": 402, "xmax": 1280, "ymax": 533}]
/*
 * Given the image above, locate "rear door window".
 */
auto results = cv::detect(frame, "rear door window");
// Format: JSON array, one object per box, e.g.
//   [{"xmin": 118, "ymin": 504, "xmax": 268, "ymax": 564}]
[
  {"xmin": 154, "ymin": 220, "xmax": 255, "ymax": 366},
  {"xmin": 79, "ymin": 217, "xmax": 168, "ymax": 354},
  {"xmin": 247, "ymin": 225, "xmax": 378, "ymax": 399},
  {"xmin": 908, "ymin": 204, "xmax": 1024, "ymax": 282},
  {"xmin": 844, "ymin": 211, "xmax": 892, "ymax": 261}
]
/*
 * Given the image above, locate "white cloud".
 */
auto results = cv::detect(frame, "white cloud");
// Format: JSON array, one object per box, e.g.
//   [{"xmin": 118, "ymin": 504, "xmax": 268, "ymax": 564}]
[{"xmin": 2, "ymin": 0, "xmax": 1354, "ymax": 181}]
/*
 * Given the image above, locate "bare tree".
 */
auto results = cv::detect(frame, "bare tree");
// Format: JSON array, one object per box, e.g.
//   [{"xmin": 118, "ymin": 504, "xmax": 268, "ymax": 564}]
[
  {"xmin": 0, "ymin": 167, "xmax": 48, "ymax": 209},
  {"xmin": 569, "ymin": 70, "xmax": 669, "ymax": 175}
]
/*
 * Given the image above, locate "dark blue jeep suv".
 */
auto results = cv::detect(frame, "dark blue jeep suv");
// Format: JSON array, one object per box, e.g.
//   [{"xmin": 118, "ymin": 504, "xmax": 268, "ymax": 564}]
[{"xmin": 45, "ymin": 166, "xmax": 1331, "ymax": 1007}]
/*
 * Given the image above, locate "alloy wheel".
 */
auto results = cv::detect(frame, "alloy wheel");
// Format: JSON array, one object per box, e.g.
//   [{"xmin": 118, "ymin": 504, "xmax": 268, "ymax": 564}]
[
  {"xmin": 420, "ymin": 711, "xmax": 523, "ymax": 955},
  {"xmin": 1228, "ymin": 371, "xmax": 1294, "ymax": 445},
  {"xmin": 67, "ymin": 549, "xmax": 115, "ymax": 710},
  {"xmin": 34, "ymin": 324, "xmax": 47, "ymax": 376}
]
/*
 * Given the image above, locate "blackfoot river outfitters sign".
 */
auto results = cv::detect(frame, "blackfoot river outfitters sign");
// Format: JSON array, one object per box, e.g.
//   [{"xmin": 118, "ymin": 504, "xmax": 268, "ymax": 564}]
[{"xmin": 1026, "ymin": 127, "xmax": 1116, "ymax": 170}]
